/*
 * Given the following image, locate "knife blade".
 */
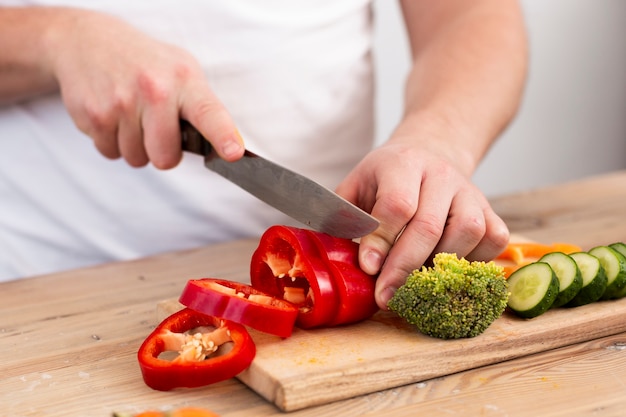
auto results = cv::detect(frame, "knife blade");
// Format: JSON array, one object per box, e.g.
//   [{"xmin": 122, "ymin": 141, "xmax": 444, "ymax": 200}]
[{"xmin": 180, "ymin": 121, "xmax": 379, "ymax": 239}]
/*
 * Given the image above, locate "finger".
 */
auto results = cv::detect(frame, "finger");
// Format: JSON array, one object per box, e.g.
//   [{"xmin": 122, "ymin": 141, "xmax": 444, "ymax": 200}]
[
  {"xmin": 118, "ymin": 112, "xmax": 149, "ymax": 167},
  {"xmin": 373, "ymin": 178, "xmax": 452, "ymax": 308},
  {"xmin": 357, "ymin": 175, "xmax": 420, "ymax": 276},
  {"xmin": 142, "ymin": 99, "xmax": 182, "ymax": 170},
  {"xmin": 72, "ymin": 103, "xmax": 121, "ymax": 160},
  {"xmin": 180, "ymin": 83, "xmax": 244, "ymax": 162},
  {"xmin": 465, "ymin": 204, "xmax": 510, "ymax": 261},
  {"xmin": 90, "ymin": 127, "xmax": 121, "ymax": 160},
  {"xmin": 429, "ymin": 188, "xmax": 487, "ymax": 258}
]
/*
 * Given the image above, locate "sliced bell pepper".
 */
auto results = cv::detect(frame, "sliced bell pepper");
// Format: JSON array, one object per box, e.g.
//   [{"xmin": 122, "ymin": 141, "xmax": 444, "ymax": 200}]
[
  {"xmin": 250, "ymin": 226, "xmax": 339, "ymax": 328},
  {"xmin": 137, "ymin": 308, "xmax": 255, "ymax": 391},
  {"xmin": 306, "ymin": 230, "xmax": 378, "ymax": 326},
  {"xmin": 178, "ymin": 278, "xmax": 298, "ymax": 338},
  {"xmin": 250, "ymin": 225, "xmax": 378, "ymax": 329}
]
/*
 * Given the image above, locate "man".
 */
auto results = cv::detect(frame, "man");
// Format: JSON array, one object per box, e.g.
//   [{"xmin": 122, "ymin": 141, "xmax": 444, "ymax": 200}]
[{"xmin": 0, "ymin": 1, "xmax": 527, "ymax": 309}]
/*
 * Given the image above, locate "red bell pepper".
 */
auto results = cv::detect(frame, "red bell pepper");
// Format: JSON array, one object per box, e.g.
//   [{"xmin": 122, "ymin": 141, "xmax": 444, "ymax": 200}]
[
  {"xmin": 250, "ymin": 225, "xmax": 378, "ymax": 329},
  {"xmin": 307, "ymin": 230, "xmax": 379, "ymax": 326},
  {"xmin": 178, "ymin": 278, "xmax": 299, "ymax": 338},
  {"xmin": 137, "ymin": 308, "xmax": 255, "ymax": 391}
]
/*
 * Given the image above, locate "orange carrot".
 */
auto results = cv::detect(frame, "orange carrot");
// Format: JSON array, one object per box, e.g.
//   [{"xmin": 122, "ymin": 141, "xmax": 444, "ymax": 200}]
[
  {"xmin": 496, "ymin": 242, "xmax": 582, "ymax": 262},
  {"xmin": 495, "ymin": 241, "xmax": 583, "ymax": 278}
]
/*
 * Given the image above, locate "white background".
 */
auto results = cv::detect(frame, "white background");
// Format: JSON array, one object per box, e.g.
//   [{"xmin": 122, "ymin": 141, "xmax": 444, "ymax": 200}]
[{"xmin": 373, "ymin": 0, "xmax": 626, "ymax": 197}]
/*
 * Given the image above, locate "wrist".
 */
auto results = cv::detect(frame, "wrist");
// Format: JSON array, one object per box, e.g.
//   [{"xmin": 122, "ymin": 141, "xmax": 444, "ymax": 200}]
[{"xmin": 389, "ymin": 110, "xmax": 481, "ymax": 178}]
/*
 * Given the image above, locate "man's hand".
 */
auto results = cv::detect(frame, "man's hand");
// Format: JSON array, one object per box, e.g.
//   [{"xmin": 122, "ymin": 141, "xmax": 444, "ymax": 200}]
[
  {"xmin": 1, "ymin": 7, "xmax": 244, "ymax": 168},
  {"xmin": 337, "ymin": 136, "xmax": 510, "ymax": 310}
]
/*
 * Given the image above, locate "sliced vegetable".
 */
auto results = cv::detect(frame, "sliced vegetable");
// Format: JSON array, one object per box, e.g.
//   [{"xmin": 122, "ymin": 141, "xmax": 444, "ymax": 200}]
[
  {"xmin": 179, "ymin": 278, "xmax": 298, "ymax": 338},
  {"xmin": 250, "ymin": 226, "xmax": 339, "ymax": 328},
  {"xmin": 250, "ymin": 225, "xmax": 378, "ymax": 329},
  {"xmin": 497, "ymin": 242, "xmax": 583, "ymax": 278},
  {"xmin": 137, "ymin": 308, "xmax": 255, "ymax": 391},
  {"xmin": 609, "ymin": 242, "xmax": 626, "ymax": 298},
  {"xmin": 306, "ymin": 230, "xmax": 379, "ymax": 326},
  {"xmin": 609, "ymin": 242, "xmax": 626, "ymax": 258},
  {"xmin": 507, "ymin": 262, "xmax": 559, "ymax": 318},
  {"xmin": 588, "ymin": 246, "xmax": 626, "ymax": 300},
  {"xmin": 566, "ymin": 252, "xmax": 608, "ymax": 307},
  {"xmin": 537, "ymin": 252, "xmax": 582, "ymax": 307},
  {"xmin": 497, "ymin": 242, "xmax": 582, "ymax": 264}
]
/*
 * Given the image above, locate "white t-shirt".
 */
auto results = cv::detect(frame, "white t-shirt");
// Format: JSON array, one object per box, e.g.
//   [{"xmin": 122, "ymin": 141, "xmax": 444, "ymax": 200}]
[{"xmin": 0, "ymin": 1, "xmax": 375, "ymax": 281}]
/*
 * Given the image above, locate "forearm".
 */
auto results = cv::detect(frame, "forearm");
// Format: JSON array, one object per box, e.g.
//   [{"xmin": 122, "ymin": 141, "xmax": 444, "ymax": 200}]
[
  {"xmin": 0, "ymin": 6, "xmax": 71, "ymax": 104},
  {"xmin": 396, "ymin": 0, "xmax": 528, "ymax": 176}
]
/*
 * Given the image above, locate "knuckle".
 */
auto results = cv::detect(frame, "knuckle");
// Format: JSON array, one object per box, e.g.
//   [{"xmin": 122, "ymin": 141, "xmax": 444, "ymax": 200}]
[
  {"xmin": 379, "ymin": 193, "xmax": 416, "ymax": 223},
  {"xmin": 137, "ymin": 71, "xmax": 170, "ymax": 104},
  {"xmin": 487, "ymin": 223, "xmax": 511, "ymax": 251},
  {"xmin": 83, "ymin": 103, "xmax": 112, "ymax": 132},
  {"xmin": 458, "ymin": 214, "xmax": 487, "ymax": 242},
  {"xmin": 413, "ymin": 213, "xmax": 444, "ymax": 242}
]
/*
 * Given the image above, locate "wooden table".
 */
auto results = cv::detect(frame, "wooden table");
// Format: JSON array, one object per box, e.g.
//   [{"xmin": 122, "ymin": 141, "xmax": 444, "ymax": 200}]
[{"xmin": 3, "ymin": 170, "xmax": 626, "ymax": 417}]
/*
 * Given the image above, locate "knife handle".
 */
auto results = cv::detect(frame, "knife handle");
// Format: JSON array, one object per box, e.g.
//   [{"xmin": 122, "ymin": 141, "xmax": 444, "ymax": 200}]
[{"xmin": 180, "ymin": 120, "xmax": 212, "ymax": 157}]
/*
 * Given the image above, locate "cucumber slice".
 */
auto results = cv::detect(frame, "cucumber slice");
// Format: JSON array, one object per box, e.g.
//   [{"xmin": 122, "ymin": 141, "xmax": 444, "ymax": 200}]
[
  {"xmin": 566, "ymin": 252, "xmax": 608, "ymax": 307},
  {"xmin": 609, "ymin": 243, "xmax": 626, "ymax": 298},
  {"xmin": 538, "ymin": 252, "xmax": 582, "ymax": 307},
  {"xmin": 507, "ymin": 262, "xmax": 559, "ymax": 318},
  {"xmin": 588, "ymin": 246, "xmax": 626, "ymax": 300},
  {"xmin": 609, "ymin": 242, "xmax": 626, "ymax": 258}
]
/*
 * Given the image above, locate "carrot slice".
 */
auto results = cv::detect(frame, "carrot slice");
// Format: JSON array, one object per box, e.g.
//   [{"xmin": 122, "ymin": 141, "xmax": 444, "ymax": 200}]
[
  {"xmin": 496, "ymin": 242, "xmax": 583, "ymax": 278},
  {"xmin": 496, "ymin": 242, "xmax": 582, "ymax": 262}
]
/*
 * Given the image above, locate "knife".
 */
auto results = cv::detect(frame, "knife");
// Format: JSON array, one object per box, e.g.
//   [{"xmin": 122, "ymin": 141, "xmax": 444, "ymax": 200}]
[{"xmin": 180, "ymin": 121, "xmax": 379, "ymax": 239}]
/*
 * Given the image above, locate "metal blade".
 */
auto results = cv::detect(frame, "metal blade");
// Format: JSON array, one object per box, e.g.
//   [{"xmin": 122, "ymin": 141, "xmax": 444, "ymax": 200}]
[{"xmin": 205, "ymin": 150, "xmax": 379, "ymax": 239}]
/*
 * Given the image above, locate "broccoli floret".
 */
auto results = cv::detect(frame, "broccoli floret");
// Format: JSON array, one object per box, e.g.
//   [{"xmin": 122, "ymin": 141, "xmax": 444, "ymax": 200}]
[{"xmin": 388, "ymin": 252, "xmax": 509, "ymax": 339}]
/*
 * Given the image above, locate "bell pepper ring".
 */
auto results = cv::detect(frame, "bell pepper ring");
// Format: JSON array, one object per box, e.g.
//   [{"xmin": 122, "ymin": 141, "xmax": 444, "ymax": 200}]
[
  {"xmin": 137, "ymin": 308, "xmax": 255, "ymax": 391},
  {"xmin": 179, "ymin": 278, "xmax": 299, "ymax": 338},
  {"xmin": 250, "ymin": 225, "xmax": 378, "ymax": 329},
  {"xmin": 250, "ymin": 226, "xmax": 339, "ymax": 328},
  {"xmin": 307, "ymin": 230, "xmax": 379, "ymax": 326}
]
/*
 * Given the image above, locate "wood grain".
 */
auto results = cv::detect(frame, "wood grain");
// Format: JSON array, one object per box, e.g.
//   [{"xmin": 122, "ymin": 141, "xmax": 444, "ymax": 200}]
[
  {"xmin": 491, "ymin": 170, "xmax": 626, "ymax": 249},
  {"xmin": 160, "ymin": 290, "xmax": 626, "ymax": 411}
]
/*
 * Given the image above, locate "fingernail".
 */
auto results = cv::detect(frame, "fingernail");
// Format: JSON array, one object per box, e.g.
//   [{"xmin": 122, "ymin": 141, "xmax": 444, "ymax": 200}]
[
  {"xmin": 362, "ymin": 249, "xmax": 383, "ymax": 274},
  {"xmin": 377, "ymin": 286, "xmax": 397, "ymax": 309},
  {"xmin": 221, "ymin": 140, "xmax": 243, "ymax": 159},
  {"xmin": 220, "ymin": 129, "xmax": 245, "ymax": 159}
]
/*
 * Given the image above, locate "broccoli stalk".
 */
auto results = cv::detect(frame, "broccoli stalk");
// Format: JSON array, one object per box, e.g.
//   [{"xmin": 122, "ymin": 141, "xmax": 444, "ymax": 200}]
[{"xmin": 388, "ymin": 253, "xmax": 509, "ymax": 339}]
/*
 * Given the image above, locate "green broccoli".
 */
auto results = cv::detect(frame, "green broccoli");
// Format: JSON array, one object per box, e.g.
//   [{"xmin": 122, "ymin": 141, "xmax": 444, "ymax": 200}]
[{"xmin": 388, "ymin": 252, "xmax": 509, "ymax": 339}]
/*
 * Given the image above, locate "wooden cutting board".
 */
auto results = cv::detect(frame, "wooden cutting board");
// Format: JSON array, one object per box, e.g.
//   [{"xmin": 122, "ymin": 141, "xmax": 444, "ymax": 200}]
[{"xmin": 158, "ymin": 291, "xmax": 626, "ymax": 412}]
